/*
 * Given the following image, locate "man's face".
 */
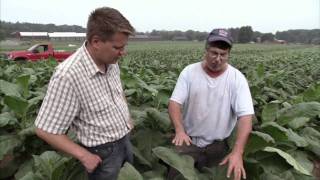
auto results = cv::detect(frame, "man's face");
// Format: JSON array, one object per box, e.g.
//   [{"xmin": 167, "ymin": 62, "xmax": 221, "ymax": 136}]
[
  {"xmin": 204, "ymin": 46, "xmax": 230, "ymax": 73},
  {"xmin": 95, "ymin": 32, "xmax": 128, "ymax": 65}
]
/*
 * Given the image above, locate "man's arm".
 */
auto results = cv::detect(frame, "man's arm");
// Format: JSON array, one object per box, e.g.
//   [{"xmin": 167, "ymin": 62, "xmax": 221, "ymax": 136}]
[
  {"xmin": 35, "ymin": 128, "xmax": 102, "ymax": 173},
  {"xmin": 168, "ymin": 100, "xmax": 192, "ymax": 146},
  {"xmin": 220, "ymin": 115, "xmax": 252, "ymax": 180}
]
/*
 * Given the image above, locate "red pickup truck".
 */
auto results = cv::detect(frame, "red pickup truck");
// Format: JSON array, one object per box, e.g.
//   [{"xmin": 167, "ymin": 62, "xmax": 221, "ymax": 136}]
[{"xmin": 5, "ymin": 43, "xmax": 74, "ymax": 62}]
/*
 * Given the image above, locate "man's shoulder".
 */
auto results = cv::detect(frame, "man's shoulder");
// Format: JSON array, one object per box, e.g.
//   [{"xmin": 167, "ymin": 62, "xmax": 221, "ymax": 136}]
[
  {"xmin": 182, "ymin": 62, "xmax": 202, "ymax": 73},
  {"xmin": 226, "ymin": 65, "xmax": 249, "ymax": 90},
  {"xmin": 227, "ymin": 64, "xmax": 246, "ymax": 78},
  {"xmin": 54, "ymin": 48, "xmax": 84, "ymax": 79}
]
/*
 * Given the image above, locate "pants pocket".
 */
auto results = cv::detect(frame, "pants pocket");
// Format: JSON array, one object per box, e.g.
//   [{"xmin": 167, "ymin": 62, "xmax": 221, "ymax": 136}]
[{"xmin": 87, "ymin": 144, "xmax": 114, "ymax": 159}]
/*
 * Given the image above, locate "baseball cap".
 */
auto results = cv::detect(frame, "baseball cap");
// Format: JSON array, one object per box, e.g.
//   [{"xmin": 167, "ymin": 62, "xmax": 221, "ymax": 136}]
[{"xmin": 207, "ymin": 28, "xmax": 233, "ymax": 47}]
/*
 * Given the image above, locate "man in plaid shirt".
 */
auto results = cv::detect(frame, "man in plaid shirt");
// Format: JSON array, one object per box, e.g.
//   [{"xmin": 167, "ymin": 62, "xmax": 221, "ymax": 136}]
[{"xmin": 35, "ymin": 7, "xmax": 135, "ymax": 180}]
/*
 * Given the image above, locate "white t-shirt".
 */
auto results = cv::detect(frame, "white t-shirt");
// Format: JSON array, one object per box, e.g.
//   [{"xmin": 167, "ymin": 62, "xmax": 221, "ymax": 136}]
[{"xmin": 170, "ymin": 62, "xmax": 254, "ymax": 147}]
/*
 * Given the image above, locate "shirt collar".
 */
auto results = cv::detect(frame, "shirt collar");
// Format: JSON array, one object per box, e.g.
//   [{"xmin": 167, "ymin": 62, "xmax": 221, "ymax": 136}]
[{"xmin": 81, "ymin": 42, "xmax": 104, "ymax": 78}]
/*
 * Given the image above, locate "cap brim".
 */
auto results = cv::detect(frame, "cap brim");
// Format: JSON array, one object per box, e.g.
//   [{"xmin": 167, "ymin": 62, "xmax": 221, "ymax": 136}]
[{"xmin": 207, "ymin": 36, "xmax": 232, "ymax": 46}]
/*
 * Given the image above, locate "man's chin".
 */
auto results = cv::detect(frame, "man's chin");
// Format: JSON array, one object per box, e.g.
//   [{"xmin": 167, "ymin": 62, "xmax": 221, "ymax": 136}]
[
  {"xmin": 209, "ymin": 66, "xmax": 221, "ymax": 72},
  {"xmin": 109, "ymin": 59, "xmax": 118, "ymax": 64}
]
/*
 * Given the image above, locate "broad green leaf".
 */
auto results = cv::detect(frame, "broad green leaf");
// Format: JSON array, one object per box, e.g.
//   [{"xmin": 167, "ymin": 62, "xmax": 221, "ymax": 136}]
[
  {"xmin": 202, "ymin": 165, "xmax": 230, "ymax": 180},
  {"xmin": 261, "ymin": 102, "xmax": 279, "ymax": 122},
  {"xmin": 3, "ymin": 64, "xmax": 18, "ymax": 78},
  {"xmin": 130, "ymin": 109, "xmax": 147, "ymax": 127},
  {"xmin": 256, "ymin": 63, "xmax": 265, "ymax": 79},
  {"xmin": 27, "ymin": 93, "xmax": 45, "ymax": 113},
  {"xmin": 0, "ymin": 135, "xmax": 22, "ymax": 160},
  {"xmin": 277, "ymin": 102, "xmax": 320, "ymax": 126},
  {"xmin": 289, "ymin": 151, "xmax": 314, "ymax": 175},
  {"xmin": 132, "ymin": 146, "xmax": 152, "ymax": 168},
  {"xmin": 282, "ymin": 102, "xmax": 292, "ymax": 108},
  {"xmin": 132, "ymin": 129, "xmax": 167, "ymax": 163},
  {"xmin": 118, "ymin": 162, "xmax": 143, "ymax": 180},
  {"xmin": 124, "ymin": 89, "xmax": 136, "ymax": 96},
  {"xmin": 152, "ymin": 146, "xmax": 199, "ymax": 180},
  {"xmin": 4, "ymin": 95, "xmax": 29, "ymax": 117},
  {"xmin": 263, "ymin": 147, "xmax": 312, "ymax": 176},
  {"xmin": 287, "ymin": 117, "xmax": 310, "ymax": 130},
  {"xmin": 286, "ymin": 129, "xmax": 308, "ymax": 147},
  {"xmin": 257, "ymin": 152, "xmax": 292, "ymax": 174},
  {"xmin": 15, "ymin": 159, "xmax": 34, "ymax": 180},
  {"xmin": 18, "ymin": 125, "xmax": 36, "ymax": 138},
  {"xmin": 33, "ymin": 151, "xmax": 70, "ymax": 180},
  {"xmin": 142, "ymin": 164, "xmax": 167, "ymax": 179},
  {"xmin": 260, "ymin": 173, "xmax": 282, "ymax": 180},
  {"xmin": 21, "ymin": 68, "xmax": 36, "ymax": 75},
  {"xmin": 261, "ymin": 122, "xmax": 288, "ymax": 142},
  {"xmin": 291, "ymin": 170, "xmax": 317, "ymax": 180},
  {"xmin": 245, "ymin": 131, "xmax": 275, "ymax": 155},
  {"xmin": 58, "ymin": 158, "xmax": 87, "ymax": 180},
  {"xmin": 146, "ymin": 108, "xmax": 171, "ymax": 132},
  {"xmin": 0, "ymin": 80, "xmax": 21, "ymax": 97},
  {"xmin": 16, "ymin": 75, "xmax": 30, "ymax": 98},
  {"xmin": 259, "ymin": 170, "xmax": 313, "ymax": 180},
  {"xmin": 261, "ymin": 122, "xmax": 308, "ymax": 147},
  {"xmin": 301, "ymin": 83, "xmax": 320, "ymax": 102},
  {"xmin": 300, "ymin": 127, "xmax": 320, "ymax": 156},
  {"xmin": 156, "ymin": 90, "xmax": 170, "ymax": 106},
  {"xmin": 243, "ymin": 158, "xmax": 261, "ymax": 179},
  {"xmin": 0, "ymin": 112, "xmax": 18, "ymax": 127},
  {"xmin": 18, "ymin": 172, "xmax": 41, "ymax": 180},
  {"xmin": 134, "ymin": 75, "xmax": 158, "ymax": 95}
]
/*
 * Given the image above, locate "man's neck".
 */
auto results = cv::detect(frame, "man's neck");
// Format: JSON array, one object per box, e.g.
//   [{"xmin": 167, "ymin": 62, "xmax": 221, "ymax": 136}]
[
  {"xmin": 86, "ymin": 43, "xmax": 107, "ymax": 73},
  {"xmin": 202, "ymin": 62, "xmax": 228, "ymax": 78}
]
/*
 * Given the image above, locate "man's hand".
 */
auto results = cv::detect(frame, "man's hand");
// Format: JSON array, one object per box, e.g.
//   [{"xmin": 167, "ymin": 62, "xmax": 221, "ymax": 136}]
[
  {"xmin": 35, "ymin": 128, "xmax": 104, "ymax": 173},
  {"xmin": 172, "ymin": 131, "xmax": 192, "ymax": 146},
  {"xmin": 219, "ymin": 115, "xmax": 252, "ymax": 179},
  {"xmin": 219, "ymin": 151, "xmax": 246, "ymax": 180},
  {"xmin": 79, "ymin": 151, "xmax": 102, "ymax": 173}
]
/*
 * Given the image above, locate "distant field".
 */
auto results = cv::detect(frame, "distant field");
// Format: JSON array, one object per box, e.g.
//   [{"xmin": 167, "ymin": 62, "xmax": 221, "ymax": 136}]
[{"xmin": 0, "ymin": 40, "xmax": 315, "ymax": 53}]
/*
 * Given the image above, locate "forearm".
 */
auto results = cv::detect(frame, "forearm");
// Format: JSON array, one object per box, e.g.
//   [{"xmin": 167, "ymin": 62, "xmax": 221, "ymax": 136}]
[
  {"xmin": 168, "ymin": 100, "xmax": 185, "ymax": 133},
  {"xmin": 35, "ymin": 128, "xmax": 90, "ymax": 161},
  {"xmin": 232, "ymin": 115, "xmax": 252, "ymax": 155}
]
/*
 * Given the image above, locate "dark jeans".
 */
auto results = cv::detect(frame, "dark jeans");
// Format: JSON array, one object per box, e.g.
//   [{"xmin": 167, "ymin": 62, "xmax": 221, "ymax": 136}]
[
  {"xmin": 167, "ymin": 139, "xmax": 229, "ymax": 180},
  {"xmin": 83, "ymin": 134, "xmax": 133, "ymax": 180}
]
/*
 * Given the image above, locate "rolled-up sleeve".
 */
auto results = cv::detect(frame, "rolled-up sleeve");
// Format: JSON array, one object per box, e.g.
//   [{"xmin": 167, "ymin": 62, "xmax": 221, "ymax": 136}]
[{"xmin": 233, "ymin": 75, "xmax": 255, "ymax": 118}]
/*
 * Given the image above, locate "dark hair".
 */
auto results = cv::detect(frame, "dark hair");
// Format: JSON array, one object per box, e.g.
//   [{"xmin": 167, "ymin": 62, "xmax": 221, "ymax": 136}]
[
  {"xmin": 86, "ymin": 7, "xmax": 135, "ymax": 42},
  {"xmin": 205, "ymin": 41, "xmax": 231, "ymax": 50}
]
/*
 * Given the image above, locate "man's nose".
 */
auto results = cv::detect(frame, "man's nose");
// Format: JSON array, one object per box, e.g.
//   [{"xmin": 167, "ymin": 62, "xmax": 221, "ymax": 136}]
[
  {"xmin": 119, "ymin": 49, "xmax": 127, "ymax": 57},
  {"xmin": 213, "ymin": 54, "xmax": 222, "ymax": 63}
]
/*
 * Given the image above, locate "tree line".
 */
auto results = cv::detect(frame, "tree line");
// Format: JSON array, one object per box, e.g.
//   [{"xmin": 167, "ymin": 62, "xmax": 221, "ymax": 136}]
[{"xmin": 0, "ymin": 21, "xmax": 319, "ymax": 44}]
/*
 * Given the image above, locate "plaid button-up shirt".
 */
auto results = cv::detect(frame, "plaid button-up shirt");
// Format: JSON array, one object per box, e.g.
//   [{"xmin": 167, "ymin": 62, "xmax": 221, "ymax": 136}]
[{"xmin": 35, "ymin": 43, "xmax": 131, "ymax": 147}]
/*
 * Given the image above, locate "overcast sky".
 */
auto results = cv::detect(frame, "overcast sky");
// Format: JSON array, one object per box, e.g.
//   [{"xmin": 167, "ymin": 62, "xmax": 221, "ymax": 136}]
[{"xmin": 1, "ymin": 0, "xmax": 319, "ymax": 33}]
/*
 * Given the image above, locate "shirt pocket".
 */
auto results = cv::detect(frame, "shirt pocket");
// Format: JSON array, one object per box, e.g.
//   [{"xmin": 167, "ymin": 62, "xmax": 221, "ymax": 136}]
[{"xmin": 87, "ymin": 95, "xmax": 114, "ymax": 116}]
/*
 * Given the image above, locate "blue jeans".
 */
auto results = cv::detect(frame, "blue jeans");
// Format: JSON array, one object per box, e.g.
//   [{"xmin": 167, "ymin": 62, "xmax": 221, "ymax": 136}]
[{"xmin": 84, "ymin": 134, "xmax": 133, "ymax": 180}]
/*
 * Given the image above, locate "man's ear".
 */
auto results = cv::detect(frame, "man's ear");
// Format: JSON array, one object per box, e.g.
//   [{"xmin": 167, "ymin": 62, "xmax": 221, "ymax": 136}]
[{"xmin": 90, "ymin": 35, "xmax": 101, "ymax": 50}]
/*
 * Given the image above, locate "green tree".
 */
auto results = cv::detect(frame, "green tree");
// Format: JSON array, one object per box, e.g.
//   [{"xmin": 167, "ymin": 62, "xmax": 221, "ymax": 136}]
[
  {"xmin": 238, "ymin": 26, "xmax": 253, "ymax": 43},
  {"xmin": 261, "ymin": 33, "xmax": 275, "ymax": 42},
  {"xmin": 0, "ymin": 27, "xmax": 5, "ymax": 41},
  {"xmin": 185, "ymin": 30, "xmax": 195, "ymax": 40},
  {"xmin": 229, "ymin": 28, "xmax": 240, "ymax": 43}
]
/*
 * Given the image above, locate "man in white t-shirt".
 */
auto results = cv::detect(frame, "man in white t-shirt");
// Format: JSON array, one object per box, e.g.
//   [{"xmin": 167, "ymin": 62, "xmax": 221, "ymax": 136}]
[{"xmin": 168, "ymin": 28, "xmax": 254, "ymax": 180}]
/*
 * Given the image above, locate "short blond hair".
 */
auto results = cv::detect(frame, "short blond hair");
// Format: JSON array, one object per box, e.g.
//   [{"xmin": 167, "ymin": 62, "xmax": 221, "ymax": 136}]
[{"xmin": 86, "ymin": 7, "xmax": 135, "ymax": 42}]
